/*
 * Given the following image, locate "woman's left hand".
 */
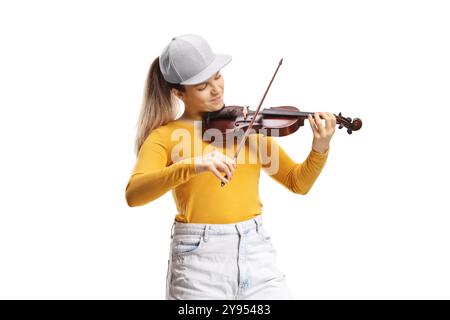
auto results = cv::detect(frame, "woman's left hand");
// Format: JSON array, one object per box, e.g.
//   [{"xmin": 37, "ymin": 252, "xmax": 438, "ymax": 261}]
[{"xmin": 308, "ymin": 112, "xmax": 336, "ymax": 154}]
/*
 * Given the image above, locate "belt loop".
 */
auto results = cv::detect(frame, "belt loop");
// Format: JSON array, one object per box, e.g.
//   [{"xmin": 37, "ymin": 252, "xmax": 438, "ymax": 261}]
[
  {"xmin": 170, "ymin": 221, "xmax": 176, "ymax": 239},
  {"xmin": 253, "ymin": 218, "xmax": 260, "ymax": 233},
  {"xmin": 235, "ymin": 223, "xmax": 242, "ymax": 236},
  {"xmin": 203, "ymin": 225, "xmax": 210, "ymax": 242}
]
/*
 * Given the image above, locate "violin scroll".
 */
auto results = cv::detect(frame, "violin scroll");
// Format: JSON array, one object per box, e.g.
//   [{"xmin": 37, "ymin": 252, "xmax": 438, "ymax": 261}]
[{"xmin": 336, "ymin": 112, "xmax": 362, "ymax": 135}]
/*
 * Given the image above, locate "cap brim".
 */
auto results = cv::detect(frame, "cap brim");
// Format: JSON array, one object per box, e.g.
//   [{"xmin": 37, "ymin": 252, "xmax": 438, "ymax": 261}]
[{"xmin": 180, "ymin": 54, "xmax": 232, "ymax": 85}]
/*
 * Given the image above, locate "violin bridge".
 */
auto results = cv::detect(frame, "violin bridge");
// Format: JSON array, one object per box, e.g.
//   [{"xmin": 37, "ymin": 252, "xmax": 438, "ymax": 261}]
[{"xmin": 243, "ymin": 106, "xmax": 249, "ymax": 120}]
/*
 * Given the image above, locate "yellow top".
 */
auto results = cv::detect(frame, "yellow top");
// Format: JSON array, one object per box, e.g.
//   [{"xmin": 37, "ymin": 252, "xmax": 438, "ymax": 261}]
[{"xmin": 125, "ymin": 118, "xmax": 329, "ymax": 224}]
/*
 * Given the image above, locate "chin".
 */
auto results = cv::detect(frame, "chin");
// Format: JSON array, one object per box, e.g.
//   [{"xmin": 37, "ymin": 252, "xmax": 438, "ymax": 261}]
[{"xmin": 211, "ymin": 101, "xmax": 224, "ymax": 110}]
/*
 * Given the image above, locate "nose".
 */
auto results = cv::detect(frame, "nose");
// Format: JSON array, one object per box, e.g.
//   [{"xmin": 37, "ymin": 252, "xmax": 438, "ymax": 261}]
[{"xmin": 211, "ymin": 84, "xmax": 220, "ymax": 95}]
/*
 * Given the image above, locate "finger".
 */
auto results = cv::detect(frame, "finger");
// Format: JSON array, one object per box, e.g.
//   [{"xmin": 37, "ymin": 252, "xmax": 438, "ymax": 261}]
[
  {"xmin": 218, "ymin": 152, "xmax": 237, "ymax": 170},
  {"xmin": 330, "ymin": 112, "xmax": 336, "ymax": 124},
  {"xmin": 225, "ymin": 156, "xmax": 237, "ymax": 171},
  {"xmin": 322, "ymin": 112, "xmax": 332, "ymax": 130},
  {"xmin": 223, "ymin": 158, "xmax": 236, "ymax": 176},
  {"xmin": 232, "ymin": 157, "xmax": 237, "ymax": 168},
  {"xmin": 215, "ymin": 152, "xmax": 236, "ymax": 171},
  {"xmin": 328, "ymin": 112, "xmax": 337, "ymax": 131},
  {"xmin": 329, "ymin": 112, "xmax": 337, "ymax": 127},
  {"xmin": 308, "ymin": 114, "xmax": 318, "ymax": 133},
  {"xmin": 314, "ymin": 112, "xmax": 326, "ymax": 136},
  {"xmin": 222, "ymin": 161, "xmax": 234, "ymax": 179},
  {"xmin": 210, "ymin": 165, "xmax": 229, "ymax": 184},
  {"xmin": 216, "ymin": 161, "xmax": 233, "ymax": 180}
]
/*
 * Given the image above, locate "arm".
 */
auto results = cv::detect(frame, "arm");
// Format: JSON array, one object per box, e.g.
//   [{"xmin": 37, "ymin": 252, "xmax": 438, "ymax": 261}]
[
  {"xmin": 125, "ymin": 129, "xmax": 198, "ymax": 207},
  {"xmin": 258, "ymin": 135, "xmax": 329, "ymax": 195},
  {"xmin": 258, "ymin": 111, "xmax": 336, "ymax": 194}
]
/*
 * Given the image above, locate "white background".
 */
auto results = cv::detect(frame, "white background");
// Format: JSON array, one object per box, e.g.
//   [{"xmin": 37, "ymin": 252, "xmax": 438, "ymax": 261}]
[{"xmin": 1, "ymin": 0, "xmax": 449, "ymax": 299}]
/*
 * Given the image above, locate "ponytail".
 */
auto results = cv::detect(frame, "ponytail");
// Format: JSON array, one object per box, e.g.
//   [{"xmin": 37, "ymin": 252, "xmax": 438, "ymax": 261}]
[{"xmin": 134, "ymin": 56, "xmax": 185, "ymax": 156}]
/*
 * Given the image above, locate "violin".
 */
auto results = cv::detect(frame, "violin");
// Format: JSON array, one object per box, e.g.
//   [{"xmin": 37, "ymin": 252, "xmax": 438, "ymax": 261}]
[
  {"xmin": 202, "ymin": 104, "xmax": 362, "ymax": 140},
  {"xmin": 200, "ymin": 59, "xmax": 363, "ymax": 187}
]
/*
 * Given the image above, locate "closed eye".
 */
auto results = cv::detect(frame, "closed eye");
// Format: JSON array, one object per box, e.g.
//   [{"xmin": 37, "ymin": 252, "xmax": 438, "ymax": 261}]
[{"xmin": 198, "ymin": 74, "xmax": 222, "ymax": 91}]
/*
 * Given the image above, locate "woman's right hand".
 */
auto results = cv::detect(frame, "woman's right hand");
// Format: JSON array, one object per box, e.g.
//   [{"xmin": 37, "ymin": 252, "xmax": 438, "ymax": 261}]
[{"xmin": 193, "ymin": 149, "xmax": 237, "ymax": 185}]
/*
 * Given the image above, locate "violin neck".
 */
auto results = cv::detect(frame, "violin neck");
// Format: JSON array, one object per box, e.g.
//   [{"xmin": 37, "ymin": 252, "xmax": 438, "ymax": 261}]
[
  {"xmin": 262, "ymin": 108, "xmax": 312, "ymax": 118},
  {"xmin": 262, "ymin": 109, "xmax": 343, "ymax": 123}
]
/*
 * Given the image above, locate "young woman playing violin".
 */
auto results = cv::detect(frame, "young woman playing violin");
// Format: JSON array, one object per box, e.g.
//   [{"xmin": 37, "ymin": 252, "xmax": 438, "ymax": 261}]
[{"xmin": 125, "ymin": 34, "xmax": 337, "ymax": 300}]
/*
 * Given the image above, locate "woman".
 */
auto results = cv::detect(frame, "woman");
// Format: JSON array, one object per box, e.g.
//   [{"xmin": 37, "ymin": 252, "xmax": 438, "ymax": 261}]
[{"xmin": 125, "ymin": 34, "xmax": 336, "ymax": 300}]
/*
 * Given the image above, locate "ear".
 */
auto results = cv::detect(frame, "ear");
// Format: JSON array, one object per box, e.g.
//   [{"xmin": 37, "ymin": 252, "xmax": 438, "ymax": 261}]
[{"xmin": 171, "ymin": 88, "xmax": 184, "ymax": 100}]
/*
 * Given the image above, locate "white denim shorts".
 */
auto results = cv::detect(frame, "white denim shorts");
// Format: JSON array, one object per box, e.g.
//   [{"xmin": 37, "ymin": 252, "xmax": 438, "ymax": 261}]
[{"xmin": 165, "ymin": 215, "xmax": 293, "ymax": 300}]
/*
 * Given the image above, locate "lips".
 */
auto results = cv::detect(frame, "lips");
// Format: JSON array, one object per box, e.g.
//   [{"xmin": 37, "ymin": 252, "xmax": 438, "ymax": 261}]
[{"xmin": 210, "ymin": 95, "xmax": 222, "ymax": 102}]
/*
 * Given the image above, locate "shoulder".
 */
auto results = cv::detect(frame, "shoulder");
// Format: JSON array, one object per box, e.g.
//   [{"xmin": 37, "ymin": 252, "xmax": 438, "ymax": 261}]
[
  {"xmin": 142, "ymin": 120, "xmax": 190, "ymax": 148},
  {"xmin": 144, "ymin": 121, "xmax": 177, "ymax": 142}
]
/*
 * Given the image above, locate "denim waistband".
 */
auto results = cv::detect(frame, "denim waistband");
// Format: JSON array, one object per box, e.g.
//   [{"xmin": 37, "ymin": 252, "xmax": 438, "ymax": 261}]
[{"xmin": 171, "ymin": 214, "xmax": 264, "ymax": 238}]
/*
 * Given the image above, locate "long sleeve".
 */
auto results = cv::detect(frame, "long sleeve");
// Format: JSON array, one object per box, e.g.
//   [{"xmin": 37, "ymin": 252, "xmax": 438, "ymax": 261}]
[
  {"xmin": 258, "ymin": 135, "xmax": 329, "ymax": 195},
  {"xmin": 125, "ymin": 129, "xmax": 198, "ymax": 207}
]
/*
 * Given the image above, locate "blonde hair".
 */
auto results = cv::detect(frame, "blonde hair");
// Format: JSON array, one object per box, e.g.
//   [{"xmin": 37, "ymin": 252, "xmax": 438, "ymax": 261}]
[{"xmin": 133, "ymin": 56, "xmax": 185, "ymax": 156}]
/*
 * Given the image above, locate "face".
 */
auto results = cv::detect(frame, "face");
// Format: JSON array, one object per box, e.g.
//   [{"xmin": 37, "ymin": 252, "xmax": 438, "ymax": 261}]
[{"xmin": 172, "ymin": 71, "xmax": 225, "ymax": 117}]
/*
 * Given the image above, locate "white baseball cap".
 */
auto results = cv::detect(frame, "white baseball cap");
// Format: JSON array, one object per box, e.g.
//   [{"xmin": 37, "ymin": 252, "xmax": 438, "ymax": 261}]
[{"xmin": 159, "ymin": 34, "xmax": 232, "ymax": 85}]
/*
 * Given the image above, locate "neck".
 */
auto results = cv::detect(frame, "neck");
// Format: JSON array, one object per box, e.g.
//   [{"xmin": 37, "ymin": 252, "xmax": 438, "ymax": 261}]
[{"xmin": 180, "ymin": 110, "xmax": 202, "ymax": 121}]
